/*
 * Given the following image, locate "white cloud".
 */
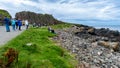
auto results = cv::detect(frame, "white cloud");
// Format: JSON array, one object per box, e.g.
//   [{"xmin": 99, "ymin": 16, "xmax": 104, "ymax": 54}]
[
  {"xmin": 0, "ymin": 0, "xmax": 120, "ymax": 22},
  {"xmin": 34, "ymin": 0, "xmax": 119, "ymax": 21}
]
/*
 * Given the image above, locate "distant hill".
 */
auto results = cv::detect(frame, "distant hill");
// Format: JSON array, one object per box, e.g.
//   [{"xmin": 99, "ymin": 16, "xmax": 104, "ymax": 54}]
[
  {"xmin": 15, "ymin": 11, "xmax": 62, "ymax": 25},
  {"xmin": 0, "ymin": 9, "xmax": 11, "ymax": 25}
]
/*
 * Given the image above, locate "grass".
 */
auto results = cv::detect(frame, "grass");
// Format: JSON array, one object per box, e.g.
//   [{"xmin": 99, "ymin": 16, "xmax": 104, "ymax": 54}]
[
  {"xmin": 0, "ymin": 24, "xmax": 77, "ymax": 68},
  {"xmin": 51, "ymin": 23, "xmax": 73, "ymax": 29}
]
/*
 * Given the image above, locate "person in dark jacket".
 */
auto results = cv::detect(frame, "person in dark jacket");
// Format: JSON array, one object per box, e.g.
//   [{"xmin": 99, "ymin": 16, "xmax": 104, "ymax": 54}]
[
  {"xmin": 48, "ymin": 26, "xmax": 56, "ymax": 34},
  {"xmin": 15, "ymin": 19, "xmax": 18, "ymax": 29},
  {"xmin": 4, "ymin": 16, "xmax": 10, "ymax": 32},
  {"xmin": 17, "ymin": 19, "xmax": 22, "ymax": 31}
]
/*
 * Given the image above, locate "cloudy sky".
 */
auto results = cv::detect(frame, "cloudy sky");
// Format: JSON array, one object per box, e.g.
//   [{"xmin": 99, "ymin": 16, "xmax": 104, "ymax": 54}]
[{"xmin": 0, "ymin": 0, "xmax": 120, "ymax": 25}]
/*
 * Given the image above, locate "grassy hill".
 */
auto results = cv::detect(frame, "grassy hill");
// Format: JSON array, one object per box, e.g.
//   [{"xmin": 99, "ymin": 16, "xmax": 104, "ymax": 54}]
[
  {"xmin": 0, "ymin": 9, "xmax": 11, "ymax": 18},
  {"xmin": 0, "ymin": 24, "xmax": 77, "ymax": 68},
  {"xmin": 0, "ymin": 9, "xmax": 11, "ymax": 25}
]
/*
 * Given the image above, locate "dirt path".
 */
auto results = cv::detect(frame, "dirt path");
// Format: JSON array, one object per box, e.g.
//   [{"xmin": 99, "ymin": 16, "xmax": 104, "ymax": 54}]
[{"xmin": 0, "ymin": 26, "xmax": 25, "ymax": 46}]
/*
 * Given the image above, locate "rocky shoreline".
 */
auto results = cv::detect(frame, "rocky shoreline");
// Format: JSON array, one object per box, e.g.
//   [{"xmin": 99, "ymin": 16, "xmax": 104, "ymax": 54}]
[{"xmin": 53, "ymin": 24, "xmax": 120, "ymax": 68}]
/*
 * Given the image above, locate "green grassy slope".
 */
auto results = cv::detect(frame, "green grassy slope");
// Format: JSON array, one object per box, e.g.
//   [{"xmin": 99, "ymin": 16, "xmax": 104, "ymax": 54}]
[
  {"xmin": 0, "ymin": 9, "xmax": 11, "ymax": 18},
  {"xmin": 0, "ymin": 24, "xmax": 76, "ymax": 68},
  {"xmin": 0, "ymin": 9, "xmax": 11, "ymax": 25}
]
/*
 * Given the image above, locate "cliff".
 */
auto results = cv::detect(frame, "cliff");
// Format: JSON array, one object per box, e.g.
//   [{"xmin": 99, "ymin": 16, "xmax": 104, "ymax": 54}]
[{"xmin": 15, "ymin": 11, "xmax": 62, "ymax": 25}]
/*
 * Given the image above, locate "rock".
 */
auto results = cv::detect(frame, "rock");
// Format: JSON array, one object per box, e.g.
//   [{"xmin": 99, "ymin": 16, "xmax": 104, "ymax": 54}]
[
  {"xmin": 110, "ymin": 42, "xmax": 119, "ymax": 51},
  {"xmin": 101, "ymin": 37, "xmax": 109, "ymax": 41},
  {"xmin": 76, "ymin": 62, "xmax": 91, "ymax": 68},
  {"xmin": 98, "ymin": 41, "xmax": 120, "ymax": 51},
  {"xmin": 93, "ymin": 59, "xmax": 100, "ymax": 63},
  {"xmin": 26, "ymin": 43, "xmax": 33, "ymax": 46},
  {"xmin": 112, "ymin": 65, "xmax": 118, "ymax": 68},
  {"xmin": 83, "ymin": 62, "xmax": 91, "ymax": 68},
  {"xmin": 98, "ymin": 41, "xmax": 109, "ymax": 48},
  {"xmin": 88, "ymin": 28, "xmax": 96, "ymax": 35},
  {"xmin": 53, "ymin": 25, "xmax": 120, "ymax": 68},
  {"xmin": 76, "ymin": 63, "xmax": 85, "ymax": 68},
  {"xmin": 97, "ymin": 51, "xmax": 102, "ymax": 56},
  {"xmin": 106, "ymin": 53, "xmax": 112, "ymax": 58}
]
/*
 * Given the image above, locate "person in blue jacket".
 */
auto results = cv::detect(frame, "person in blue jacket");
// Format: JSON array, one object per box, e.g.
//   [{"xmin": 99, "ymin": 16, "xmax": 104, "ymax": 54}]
[
  {"xmin": 17, "ymin": 18, "xmax": 22, "ymax": 31},
  {"xmin": 4, "ymin": 16, "xmax": 10, "ymax": 32},
  {"xmin": 11, "ymin": 18, "xmax": 16, "ymax": 31}
]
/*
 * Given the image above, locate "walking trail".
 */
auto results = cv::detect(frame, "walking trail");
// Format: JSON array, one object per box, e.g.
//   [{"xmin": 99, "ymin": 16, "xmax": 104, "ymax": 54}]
[{"xmin": 0, "ymin": 26, "xmax": 25, "ymax": 46}]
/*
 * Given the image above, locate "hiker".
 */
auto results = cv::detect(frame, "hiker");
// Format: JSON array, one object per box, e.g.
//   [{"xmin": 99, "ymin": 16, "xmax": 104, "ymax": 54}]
[
  {"xmin": 4, "ymin": 16, "xmax": 10, "ymax": 32},
  {"xmin": 15, "ymin": 19, "xmax": 18, "ymax": 29},
  {"xmin": 11, "ymin": 18, "xmax": 16, "ymax": 31},
  {"xmin": 33, "ymin": 23, "xmax": 35, "ymax": 27},
  {"xmin": 48, "ymin": 26, "xmax": 55, "ymax": 34},
  {"xmin": 25, "ymin": 20, "xmax": 29, "ymax": 29},
  {"xmin": 48, "ymin": 26, "xmax": 52, "ymax": 32},
  {"xmin": 51, "ymin": 29, "xmax": 55, "ymax": 34},
  {"xmin": 22, "ymin": 20, "xmax": 25, "ymax": 26},
  {"xmin": 38, "ymin": 24, "xmax": 41, "ymax": 27},
  {"xmin": 17, "ymin": 18, "xmax": 22, "ymax": 31}
]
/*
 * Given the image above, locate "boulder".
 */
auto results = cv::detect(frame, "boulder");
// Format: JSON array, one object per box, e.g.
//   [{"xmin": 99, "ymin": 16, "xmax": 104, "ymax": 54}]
[
  {"xmin": 98, "ymin": 41, "xmax": 120, "ymax": 51},
  {"xmin": 87, "ymin": 28, "xmax": 96, "ymax": 35}
]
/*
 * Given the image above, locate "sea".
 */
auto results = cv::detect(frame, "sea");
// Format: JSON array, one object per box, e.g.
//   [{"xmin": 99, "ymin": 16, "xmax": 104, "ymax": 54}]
[{"xmin": 69, "ymin": 20, "xmax": 120, "ymax": 32}]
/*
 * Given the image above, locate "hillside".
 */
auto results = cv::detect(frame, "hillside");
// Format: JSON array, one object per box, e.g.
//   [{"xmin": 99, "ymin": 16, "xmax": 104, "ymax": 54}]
[
  {"xmin": 0, "ymin": 24, "xmax": 77, "ymax": 68},
  {"xmin": 15, "ymin": 11, "xmax": 62, "ymax": 26},
  {"xmin": 0, "ymin": 9, "xmax": 11, "ymax": 25},
  {"xmin": 1, "ymin": 19, "xmax": 120, "ymax": 67}
]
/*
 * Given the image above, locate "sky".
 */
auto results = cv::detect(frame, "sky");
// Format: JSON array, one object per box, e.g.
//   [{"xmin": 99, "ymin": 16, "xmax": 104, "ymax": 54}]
[{"xmin": 0, "ymin": 0, "xmax": 120, "ymax": 25}]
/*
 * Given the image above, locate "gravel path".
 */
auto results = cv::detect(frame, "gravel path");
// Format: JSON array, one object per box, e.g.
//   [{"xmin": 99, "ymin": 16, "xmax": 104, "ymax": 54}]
[{"xmin": 0, "ymin": 26, "xmax": 25, "ymax": 46}]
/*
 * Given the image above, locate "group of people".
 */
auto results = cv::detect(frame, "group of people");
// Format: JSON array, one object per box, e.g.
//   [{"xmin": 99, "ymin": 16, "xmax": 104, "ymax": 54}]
[{"xmin": 4, "ymin": 17, "xmax": 29, "ymax": 32}]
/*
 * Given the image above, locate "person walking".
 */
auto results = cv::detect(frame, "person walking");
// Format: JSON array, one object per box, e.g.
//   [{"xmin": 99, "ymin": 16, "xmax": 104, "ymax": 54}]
[
  {"xmin": 25, "ymin": 20, "xmax": 29, "ymax": 29},
  {"xmin": 17, "ymin": 19, "xmax": 22, "ymax": 31},
  {"xmin": 15, "ymin": 19, "xmax": 18, "ymax": 29},
  {"xmin": 11, "ymin": 18, "xmax": 16, "ymax": 31},
  {"xmin": 4, "ymin": 16, "xmax": 10, "ymax": 32}
]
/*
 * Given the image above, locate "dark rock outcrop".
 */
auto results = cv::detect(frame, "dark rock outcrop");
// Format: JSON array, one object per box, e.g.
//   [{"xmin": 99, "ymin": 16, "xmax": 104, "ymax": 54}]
[
  {"xmin": 53, "ymin": 25, "xmax": 120, "ymax": 68},
  {"xmin": 74, "ymin": 24, "xmax": 120, "ymax": 41},
  {"xmin": 0, "ymin": 9, "xmax": 11, "ymax": 25},
  {"xmin": 15, "ymin": 11, "xmax": 62, "ymax": 26}
]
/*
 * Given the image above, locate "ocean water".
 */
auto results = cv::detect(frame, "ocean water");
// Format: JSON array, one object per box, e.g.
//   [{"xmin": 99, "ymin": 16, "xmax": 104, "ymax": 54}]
[
  {"xmin": 93, "ymin": 25, "xmax": 120, "ymax": 31},
  {"xmin": 69, "ymin": 20, "xmax": 120, "ymax": 32}
]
